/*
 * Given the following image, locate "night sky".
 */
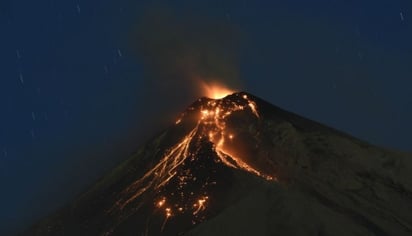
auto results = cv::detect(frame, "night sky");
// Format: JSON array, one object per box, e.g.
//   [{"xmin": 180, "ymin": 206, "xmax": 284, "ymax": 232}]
[{"xmin": 1, "ymin": 0, "xmax": 411, "ymax": 235}]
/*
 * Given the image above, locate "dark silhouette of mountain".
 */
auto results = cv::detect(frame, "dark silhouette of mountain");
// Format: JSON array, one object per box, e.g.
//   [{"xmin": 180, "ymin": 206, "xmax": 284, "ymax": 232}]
[{"xmin": 22, "ymin": 92, "xmax": 412, "ymax": 236}]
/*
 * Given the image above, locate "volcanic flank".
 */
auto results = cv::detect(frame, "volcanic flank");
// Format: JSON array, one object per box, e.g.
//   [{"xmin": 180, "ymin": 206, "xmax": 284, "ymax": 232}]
[{"xmin": 23, "ymin": 92, "xmax": 412, "ymax": 236}]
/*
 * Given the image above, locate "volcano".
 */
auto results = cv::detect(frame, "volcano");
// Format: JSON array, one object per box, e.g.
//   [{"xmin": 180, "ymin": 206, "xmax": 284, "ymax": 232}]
[{"xmin": 23, "ymin": 92, "xmax": 412, "ymax": 236}]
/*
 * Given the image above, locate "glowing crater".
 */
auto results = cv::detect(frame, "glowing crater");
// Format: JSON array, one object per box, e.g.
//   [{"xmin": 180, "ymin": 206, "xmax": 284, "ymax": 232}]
[{"xmin": 200, "ymin": 81, "xmax": 235, "ymax": 99}]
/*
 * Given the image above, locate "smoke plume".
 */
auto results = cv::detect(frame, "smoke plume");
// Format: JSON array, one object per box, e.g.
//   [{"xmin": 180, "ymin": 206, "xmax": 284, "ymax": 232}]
[
  {"xmin": 131, "ymin": 6, "xmax": 241, "ymax": 131},
  {"xmin": 129, "ymin": 5, "xmax": 243, "ymax": 128}
]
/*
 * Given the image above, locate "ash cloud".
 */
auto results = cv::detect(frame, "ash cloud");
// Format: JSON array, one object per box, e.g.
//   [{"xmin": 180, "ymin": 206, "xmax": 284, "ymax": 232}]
[
  {"xmin": 129, "ymin": 6, "xmax": 243, "ymax": 128},
  {"xmin": 130, "ymin": 6, "xmax": 241, "ymax": 133}
]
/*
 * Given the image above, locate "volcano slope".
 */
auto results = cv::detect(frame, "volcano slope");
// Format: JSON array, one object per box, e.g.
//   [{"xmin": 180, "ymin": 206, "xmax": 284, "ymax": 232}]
[{"xmin": 23, "ymin": 92, "xmax": 412, "ymax": 236}]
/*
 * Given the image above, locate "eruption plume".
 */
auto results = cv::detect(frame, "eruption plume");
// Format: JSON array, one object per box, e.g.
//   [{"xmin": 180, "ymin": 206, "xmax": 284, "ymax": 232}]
[{"xmin": 130, "ymin": 5, "xmax": 243, "ymax": 130}]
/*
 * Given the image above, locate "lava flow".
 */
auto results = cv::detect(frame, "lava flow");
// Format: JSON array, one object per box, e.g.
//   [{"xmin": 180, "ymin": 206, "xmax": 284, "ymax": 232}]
[{"xmin": 110, "ymin": 87, "xmax": 275, "ymax": 231}]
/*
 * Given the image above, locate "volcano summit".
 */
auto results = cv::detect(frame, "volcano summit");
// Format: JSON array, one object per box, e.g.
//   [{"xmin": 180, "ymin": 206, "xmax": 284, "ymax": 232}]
[{"xmin": 24, "ymin": 92, "xmax": 412, "ymax": 236}]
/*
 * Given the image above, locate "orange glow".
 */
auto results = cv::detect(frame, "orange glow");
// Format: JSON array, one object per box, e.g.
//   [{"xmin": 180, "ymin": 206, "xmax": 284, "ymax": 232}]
[
  {"xmin": 193, "ymin": 196, "xmax": 208, "ymax": 215},
  {"xmin": 157, "ymin": 198, "xmax": 166, "ymax": 208},
  {"xmin": 161, "ymin": 208, "xmax": 173, "ymax": 231},
  {"xmin": 200, "ymin": 81, "xmax": 235, "ymax": 99}
]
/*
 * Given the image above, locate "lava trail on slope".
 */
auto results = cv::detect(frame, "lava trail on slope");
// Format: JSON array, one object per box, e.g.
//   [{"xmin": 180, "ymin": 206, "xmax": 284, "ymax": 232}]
[{"xmin": 106, "ymin": 92, "xmax": 275, "ymax": 235}]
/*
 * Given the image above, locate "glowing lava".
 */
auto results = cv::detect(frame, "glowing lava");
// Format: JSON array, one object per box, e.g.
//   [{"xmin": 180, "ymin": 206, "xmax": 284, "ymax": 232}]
[
  {"xmin": 111, "ymin": 92, "xmax": 275, "ymax": 231},
  {"xmin": 198, "ymin": 95, "xmax": 271, "ymax": 181}
]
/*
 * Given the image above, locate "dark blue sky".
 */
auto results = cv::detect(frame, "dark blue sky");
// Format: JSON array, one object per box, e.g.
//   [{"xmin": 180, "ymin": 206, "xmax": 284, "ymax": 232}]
[{"xmin": 0, "ymin": 0, "xmax": 411, "ymax": 235}]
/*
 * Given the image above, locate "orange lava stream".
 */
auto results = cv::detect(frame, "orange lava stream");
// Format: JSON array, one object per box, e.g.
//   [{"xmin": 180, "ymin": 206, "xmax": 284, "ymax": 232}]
[
  {"xmin": 111, "ymin": 93, "xmax": 274, "ymax": 228},
  {"xmin": 200, "ymin": 95, "xmax": 272, "ymax": 181},
  {"xmin": 114, "ymin": 126, "xmax": 198, "ymax": 210}
]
